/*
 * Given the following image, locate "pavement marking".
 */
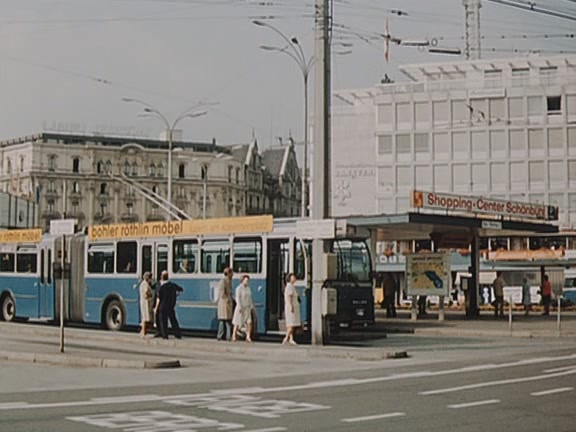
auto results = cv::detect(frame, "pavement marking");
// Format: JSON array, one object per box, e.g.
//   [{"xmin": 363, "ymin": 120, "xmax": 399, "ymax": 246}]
[
  {"xmin": 544, "ymin": 365, "xmax": 576, "ymax": 373},
  {"xmin": 67, "ymin": 410, "xmax": 244, "ymax": 431},
  {"xmin": 531, "ymin": 387, "xmax": 574, "ymax": 397},
  {"xmin": 243, "ymin": 429, "xmax": 286, "ymax": 432},
  {"xmin": 166, "ymin": 394, "xmax": 330, "ymax": 419},
  {"xmin": 341, "ymin": 412, "xmax": 406, "ymax": 423},
  {"xmin": 419, "ymin": 369, "xmax": 576, "ymax": 396},
  {"xmin": 447, "ymin": 399, "xmax": 501, "ymax": 409},
  {"xmin": 5, "ymin": 353, "xmax": 576, "ymax": 411}
]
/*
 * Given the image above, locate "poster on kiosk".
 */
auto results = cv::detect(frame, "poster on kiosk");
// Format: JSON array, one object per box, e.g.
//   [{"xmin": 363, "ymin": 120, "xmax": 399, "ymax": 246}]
[{"xmin": 406, "ymin": 253, "xmax": 451, "ymax": 297}]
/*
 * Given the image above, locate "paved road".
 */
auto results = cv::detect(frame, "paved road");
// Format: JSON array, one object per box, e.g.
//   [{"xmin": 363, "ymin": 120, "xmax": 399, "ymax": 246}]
[{"xmin": 1, "ymin": 338, "xmax": 575, "ymax": 431}]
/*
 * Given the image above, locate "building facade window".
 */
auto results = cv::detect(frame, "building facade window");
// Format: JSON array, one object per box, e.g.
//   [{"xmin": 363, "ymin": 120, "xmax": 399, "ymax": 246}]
[
  {"xmin": 100, "ymin": 183, "xmax": 108, "ymax": 195},
  {"xmin": 97, "ymin": 161, "xmax": 104, "ymax": 174},
  {"xmin": 20, "ymin": 156, "xmax": 24, "ymax": 173},
  {"xmin": 228, "ymin": 166, "xmax": 233, "ymax": 183},
  {"xmin": 48, "ymin": 155, "xmax": 56, "ymax": 172},
  {"xmin": 178, "ymin": 163, "xmax": 185, "ymax": 179},
  {"xmin": 236, "ymin": 168, "xmax": 240, "ymax": 184},
  {"xmin": 105, "ymin": 160, "xmax": 112, "ymax": 174},
  {"xmin": 149, "ymin": 163, "xmax": 156, "ymax": 177},
  {"xmin": 547, "ymin": 96, "xmax": 562, "ymax": 114},
  {"xmin": 124, "ymin": 161, "xmax": 130, "ymax": 176},
  {"xmin": 72, "ymin": 181, "xmax": 80, "ymax": 193},
  {"xmin": 511, "ymin": 68, "xmax": 529, "ymax": 87},
  {"xmin": 72, "ymin": 157, "xmax": 80, "ymax": 173},
  {"xmin": 131, "ymin": 162, "xmax": 138, "ymax": 176},
  {"xmin": 157, "ymin": 163, "xmax": 164, "ymax": 177}
]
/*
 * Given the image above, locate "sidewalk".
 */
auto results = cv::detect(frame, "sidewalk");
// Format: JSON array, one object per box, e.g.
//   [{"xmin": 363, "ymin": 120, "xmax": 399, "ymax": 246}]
[
  {"xmin": 374, "ymin": 307, "xmax": 576, "ymax": 338},
  {"xmin": 0, "ymin": 322, "xmax": 407, "ymax": 369}
]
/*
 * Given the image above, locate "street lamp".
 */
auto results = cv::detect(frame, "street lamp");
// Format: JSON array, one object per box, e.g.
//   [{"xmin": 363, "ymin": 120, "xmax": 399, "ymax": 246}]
[
  {"xmin": 122, "ymin": 98, "xmax": 207, "ymax": 220},
  {"xmin": 182, "ymin": 153, "xmax": 232, "ymax": 219},
  {"xmin": 254, "ymin": 20, "xmax": 314, "ymax": 218}
]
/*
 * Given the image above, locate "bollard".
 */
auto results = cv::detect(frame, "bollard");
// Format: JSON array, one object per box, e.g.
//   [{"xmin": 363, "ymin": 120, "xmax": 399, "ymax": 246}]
[
  {"xmin": 557, "ymin": 296, "xmax": 562, "ymax": 337},
  {"xmin": 438, "ymin": 296, "xmax": 445, "ymax": 322},
  {"xmin": 411, "ymin": 296, "xmax": 418, "ymax": 321},
  {"xmin": 508, "ymin": 295, "xmax": 513, "ymax": 336}
]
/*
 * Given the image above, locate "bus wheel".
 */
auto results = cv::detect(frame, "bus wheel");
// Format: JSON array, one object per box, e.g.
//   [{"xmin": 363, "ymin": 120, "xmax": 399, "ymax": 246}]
[
  {"xmin": 1, "ymin": 295, "xmax": 15, "ymax": 322},
  {"xmin": 104, "ymin": 299, "xmax": 124, "ymax": 331}
]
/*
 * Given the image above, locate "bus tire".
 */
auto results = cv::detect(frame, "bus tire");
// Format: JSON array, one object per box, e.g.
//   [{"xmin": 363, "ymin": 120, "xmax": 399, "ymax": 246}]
[
  {"xmin": 1, "ymin": 294, "xmax": 16, "ymax": 322},
  {"xmin": 103, "ymin": 299, "xmax": 125, "ymax": 331}
]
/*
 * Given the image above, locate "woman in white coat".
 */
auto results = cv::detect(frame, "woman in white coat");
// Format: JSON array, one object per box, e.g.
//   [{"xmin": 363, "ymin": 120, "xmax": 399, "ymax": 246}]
[
  {"xmin": 139, "ymin": 272, "xmax": 153, "ymax": 338},
  {"xmin": 282, "ymin": 273, "xmax": 301, "ymax": 345},
  {"xmin": 232, "ymin": 275, "xmax": 254, "ymax": 343}
]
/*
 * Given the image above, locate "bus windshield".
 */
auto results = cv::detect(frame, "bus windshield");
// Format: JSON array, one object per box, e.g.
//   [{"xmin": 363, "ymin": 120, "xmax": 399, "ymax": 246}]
[{"xmin": 332, "ymin": 240, "xmax": 372, "ymax": 283}]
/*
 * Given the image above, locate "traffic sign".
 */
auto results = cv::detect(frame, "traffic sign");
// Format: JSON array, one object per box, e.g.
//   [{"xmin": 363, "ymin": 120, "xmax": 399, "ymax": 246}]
[{"xmin": 50, "ymin": 219, "xmax": 77, "ymax": 235}]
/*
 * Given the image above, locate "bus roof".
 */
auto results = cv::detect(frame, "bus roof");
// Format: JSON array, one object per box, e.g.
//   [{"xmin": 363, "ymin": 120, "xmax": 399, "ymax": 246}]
[
  {"xmin": 0, "ymin": 228, "xmax": 42, "ymax": 244},
  {"xmin": 88, "ymin": 215, "xmax": 274, "ymax": 241}
]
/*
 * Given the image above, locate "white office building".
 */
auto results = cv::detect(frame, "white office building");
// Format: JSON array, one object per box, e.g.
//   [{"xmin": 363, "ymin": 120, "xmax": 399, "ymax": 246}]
[{"xmin": 332, "ymin": 55, "xmax": 576, "ymax": 229}]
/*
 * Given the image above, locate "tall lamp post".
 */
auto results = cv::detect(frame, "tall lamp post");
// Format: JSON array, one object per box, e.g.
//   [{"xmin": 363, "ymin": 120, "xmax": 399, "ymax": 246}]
[
  {"xmin": 122, "ymin": 98, "xmax": 207, "ymax": 220},
  {"xmin": 253, "ymin": 20, "xmax": 314, "ymax": 218},
  {"xmin": 184, "ymin": 153, "xmax": 231, "ymax": 219}
]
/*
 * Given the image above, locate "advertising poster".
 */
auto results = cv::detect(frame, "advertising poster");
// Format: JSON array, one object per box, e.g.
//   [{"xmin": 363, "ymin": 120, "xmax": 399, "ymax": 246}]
[{"xmin": 406, "ymin": 253, "xmax": 451, "ymax": 296}]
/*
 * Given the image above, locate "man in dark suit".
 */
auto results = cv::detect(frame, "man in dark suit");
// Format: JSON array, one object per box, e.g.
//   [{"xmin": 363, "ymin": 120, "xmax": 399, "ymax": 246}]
[{"xmin": 154, "ymin": 271, "xmax": 183, "ymax": 339}]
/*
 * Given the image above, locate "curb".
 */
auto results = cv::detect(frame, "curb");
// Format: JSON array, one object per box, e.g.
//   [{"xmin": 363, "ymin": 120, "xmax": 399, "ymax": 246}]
[
  {"xmin": 0, "ymin": 323, "xmax": 403, "ymax": 362},
  {"xmin": 0, "ymin": 350, "xmax": 181, "ymax": 369},
  {"xmin": 413, "ymin": 328, "xmax": 576, "ymax": 339}
]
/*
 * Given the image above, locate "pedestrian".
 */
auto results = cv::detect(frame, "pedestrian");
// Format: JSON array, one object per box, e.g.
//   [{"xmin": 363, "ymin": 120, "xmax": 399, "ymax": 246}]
[
  {"xmin": 232, "ymin": 275, "xmax": 254, "ymax": 343},
  {"xmin": 383, "ymin": 273, "xmax": 397, "ymax": 318},
  {"xmin": 282, "ymin": 273, "xmax": 301, "ymax": 346},
  {"xmin": 139, "ymin": 272, "xmax": 153, "ymax": 338},
  {"xmin": 154, "ymin": 270, "xmax": 183, "ymax": 339},
  {"xmin": 492, "ymin": 271, "xmax": 505, "ymax": 318},
  {"xmin": 418, "ymin": 296, "xmax": 427, "ymax": 316},
  {"xmin": 217, "ymin": 267, "xmax": 234, "ymax": 341},
  {"xmin": 522, "ymin": 277, "xmax": 531, "ymax": 316},
  {"xmin": 541, "ymin": 274, "xmax": 552, "ymax": 316}
]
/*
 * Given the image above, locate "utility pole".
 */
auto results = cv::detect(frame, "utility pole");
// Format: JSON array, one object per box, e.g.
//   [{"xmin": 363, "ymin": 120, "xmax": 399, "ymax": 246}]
[
  {"xmin": 463, "ymin": 0, "xmax": 482, "ymax": 60},
  {"xmin": 310, "ymin": 0, "xmax": 332, "ymax": 345}
]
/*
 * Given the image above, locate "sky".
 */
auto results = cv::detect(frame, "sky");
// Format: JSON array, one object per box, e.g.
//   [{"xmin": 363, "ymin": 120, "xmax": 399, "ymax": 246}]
[{"xmin": 0, "ymin": 0, "xmax": 575, "ymax": 149}]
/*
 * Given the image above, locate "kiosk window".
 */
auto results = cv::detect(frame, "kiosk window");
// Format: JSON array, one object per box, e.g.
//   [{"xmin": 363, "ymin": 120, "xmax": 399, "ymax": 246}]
[
  {"xmin": 173, "ymin": 239, "xmax": 198, "ymax": 273},
  {"xmin": 233, "ymin": 238, "xmax": 262, "ymax": 274},
  {"xmin": 17, "ymin": 252, "xmax": 37, "ymax": 273},
  {"xmin": 0, "ymin": 254, "xmax": 15, "ymax": 272},
  {"xmin": 201, "ymin": 240, "xmax": 230, "ymax": 274},
  {"xmin": 88, "ymin": 244, "xmax": 114, "ymax": 274},
  {"xmin": 116, "ymin": 241, "xmax": 137, "ymax": 274}
]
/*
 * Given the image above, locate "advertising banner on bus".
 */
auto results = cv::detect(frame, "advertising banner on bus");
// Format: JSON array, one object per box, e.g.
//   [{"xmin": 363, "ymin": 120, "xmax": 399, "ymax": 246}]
[
  {"xmin": 411, "ymin": 190, "xmax": 559, "ymax": 221},
  {"xmin": 406, "ymin": 253, "xmax": 451, "ymax": 296}
]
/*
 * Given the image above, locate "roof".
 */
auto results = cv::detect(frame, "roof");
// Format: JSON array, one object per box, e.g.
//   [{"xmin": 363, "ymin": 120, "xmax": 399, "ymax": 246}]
[
  {"xmin": 262, "ymin": 146, "xmax": 288, "ymax": 177},
  {"xmin": 399, "ymin": 54, "xmax": 576, "ymax": 83},
  {"xmin": 229, "ymin": 144, "xmax": 250, "ymax": 164},
  {"xmin": 343, "ymin": 212, "xmax": 559, "ymax": 242},
  {"xmin": 0, "ymin": 132, "xmax": 231, "ymax": 155}
]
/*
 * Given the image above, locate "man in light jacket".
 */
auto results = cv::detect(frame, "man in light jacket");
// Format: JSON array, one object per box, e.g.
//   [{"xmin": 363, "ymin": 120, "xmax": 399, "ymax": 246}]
[{"xmin": 216, "ymin": 267, "xmax": 234, "ymax": 341}]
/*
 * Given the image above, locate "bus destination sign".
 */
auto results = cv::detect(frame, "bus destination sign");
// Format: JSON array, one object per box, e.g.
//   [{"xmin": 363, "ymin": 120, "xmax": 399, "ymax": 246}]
[{"xmin": 411, "ymin": 190, "xmax": 559, "ymax": 222}]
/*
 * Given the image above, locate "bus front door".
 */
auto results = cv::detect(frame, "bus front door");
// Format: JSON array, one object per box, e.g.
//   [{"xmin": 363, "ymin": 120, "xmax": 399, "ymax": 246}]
[
  {"xmin": 266, "ymin": 239, "xmax": 290, "ymax": 331},
  {"xmin": 140, "ymin": 242, "xmax": 169, "ymax": 294},
  {"xmin": 38, "ymin": 246, "xmax": 54, "ymax": 318}
]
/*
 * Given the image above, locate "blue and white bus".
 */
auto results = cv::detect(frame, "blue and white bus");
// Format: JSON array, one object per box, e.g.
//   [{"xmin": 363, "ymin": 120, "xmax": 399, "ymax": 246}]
[{"xmin": 0, "ymin": 216, "xmax": 375, "ymax": 334}]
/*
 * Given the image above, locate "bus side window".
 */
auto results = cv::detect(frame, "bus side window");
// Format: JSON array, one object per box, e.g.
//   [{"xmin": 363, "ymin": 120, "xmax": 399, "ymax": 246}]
[
  {"xmin": 173, "ymin": 239, "xmax": 198, "ymax": 273},
  {"xmin": 233, "ymin": 238, "xmax": 262, "ymax": 274},
  {"xmin": 201, "ymin": 240, "xmax": 230, "ymax": 274},
  {"xmin": 40, "ymin": 250, "xmax": 45, "ymax": 283},
  {"xmin": 116, "ymin": 241, "xmax": 137, "ymax": 274},
  {"xmin": 0, "ymin": 254, "xmax": 15, "ymax": 273},
  {"xmin": 17, "ymin": 253, "xmax": 37, "ymax": 273},
  {"xmin": 47, "ymin": 250, "xmax": 52, "ymax": 284},
  {"xmin": 87, "ymin": 244, "xmax": 115, "ymax": 274}
]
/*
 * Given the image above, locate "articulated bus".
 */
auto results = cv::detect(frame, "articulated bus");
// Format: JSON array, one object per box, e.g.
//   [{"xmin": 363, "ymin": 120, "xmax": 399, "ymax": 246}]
[{"xmin": 0, "ymin": 216, "xmax": 375, "ymax": 334}]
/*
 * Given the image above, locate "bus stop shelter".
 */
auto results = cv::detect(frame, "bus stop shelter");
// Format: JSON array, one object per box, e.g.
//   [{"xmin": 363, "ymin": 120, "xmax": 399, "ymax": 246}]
[{"xmin": 341, "ymin": 211, "xmax": 559, "ymax": 319}]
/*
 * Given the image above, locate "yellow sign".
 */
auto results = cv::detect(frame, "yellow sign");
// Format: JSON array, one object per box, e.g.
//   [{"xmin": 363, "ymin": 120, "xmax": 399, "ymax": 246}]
[
  {"xmin": 0, "ymin": 228, "xmax": 43, "ymax": 244},
  {"xmin": 89, "ymin": 215, "xmax": 274, "ymax": 241}
]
